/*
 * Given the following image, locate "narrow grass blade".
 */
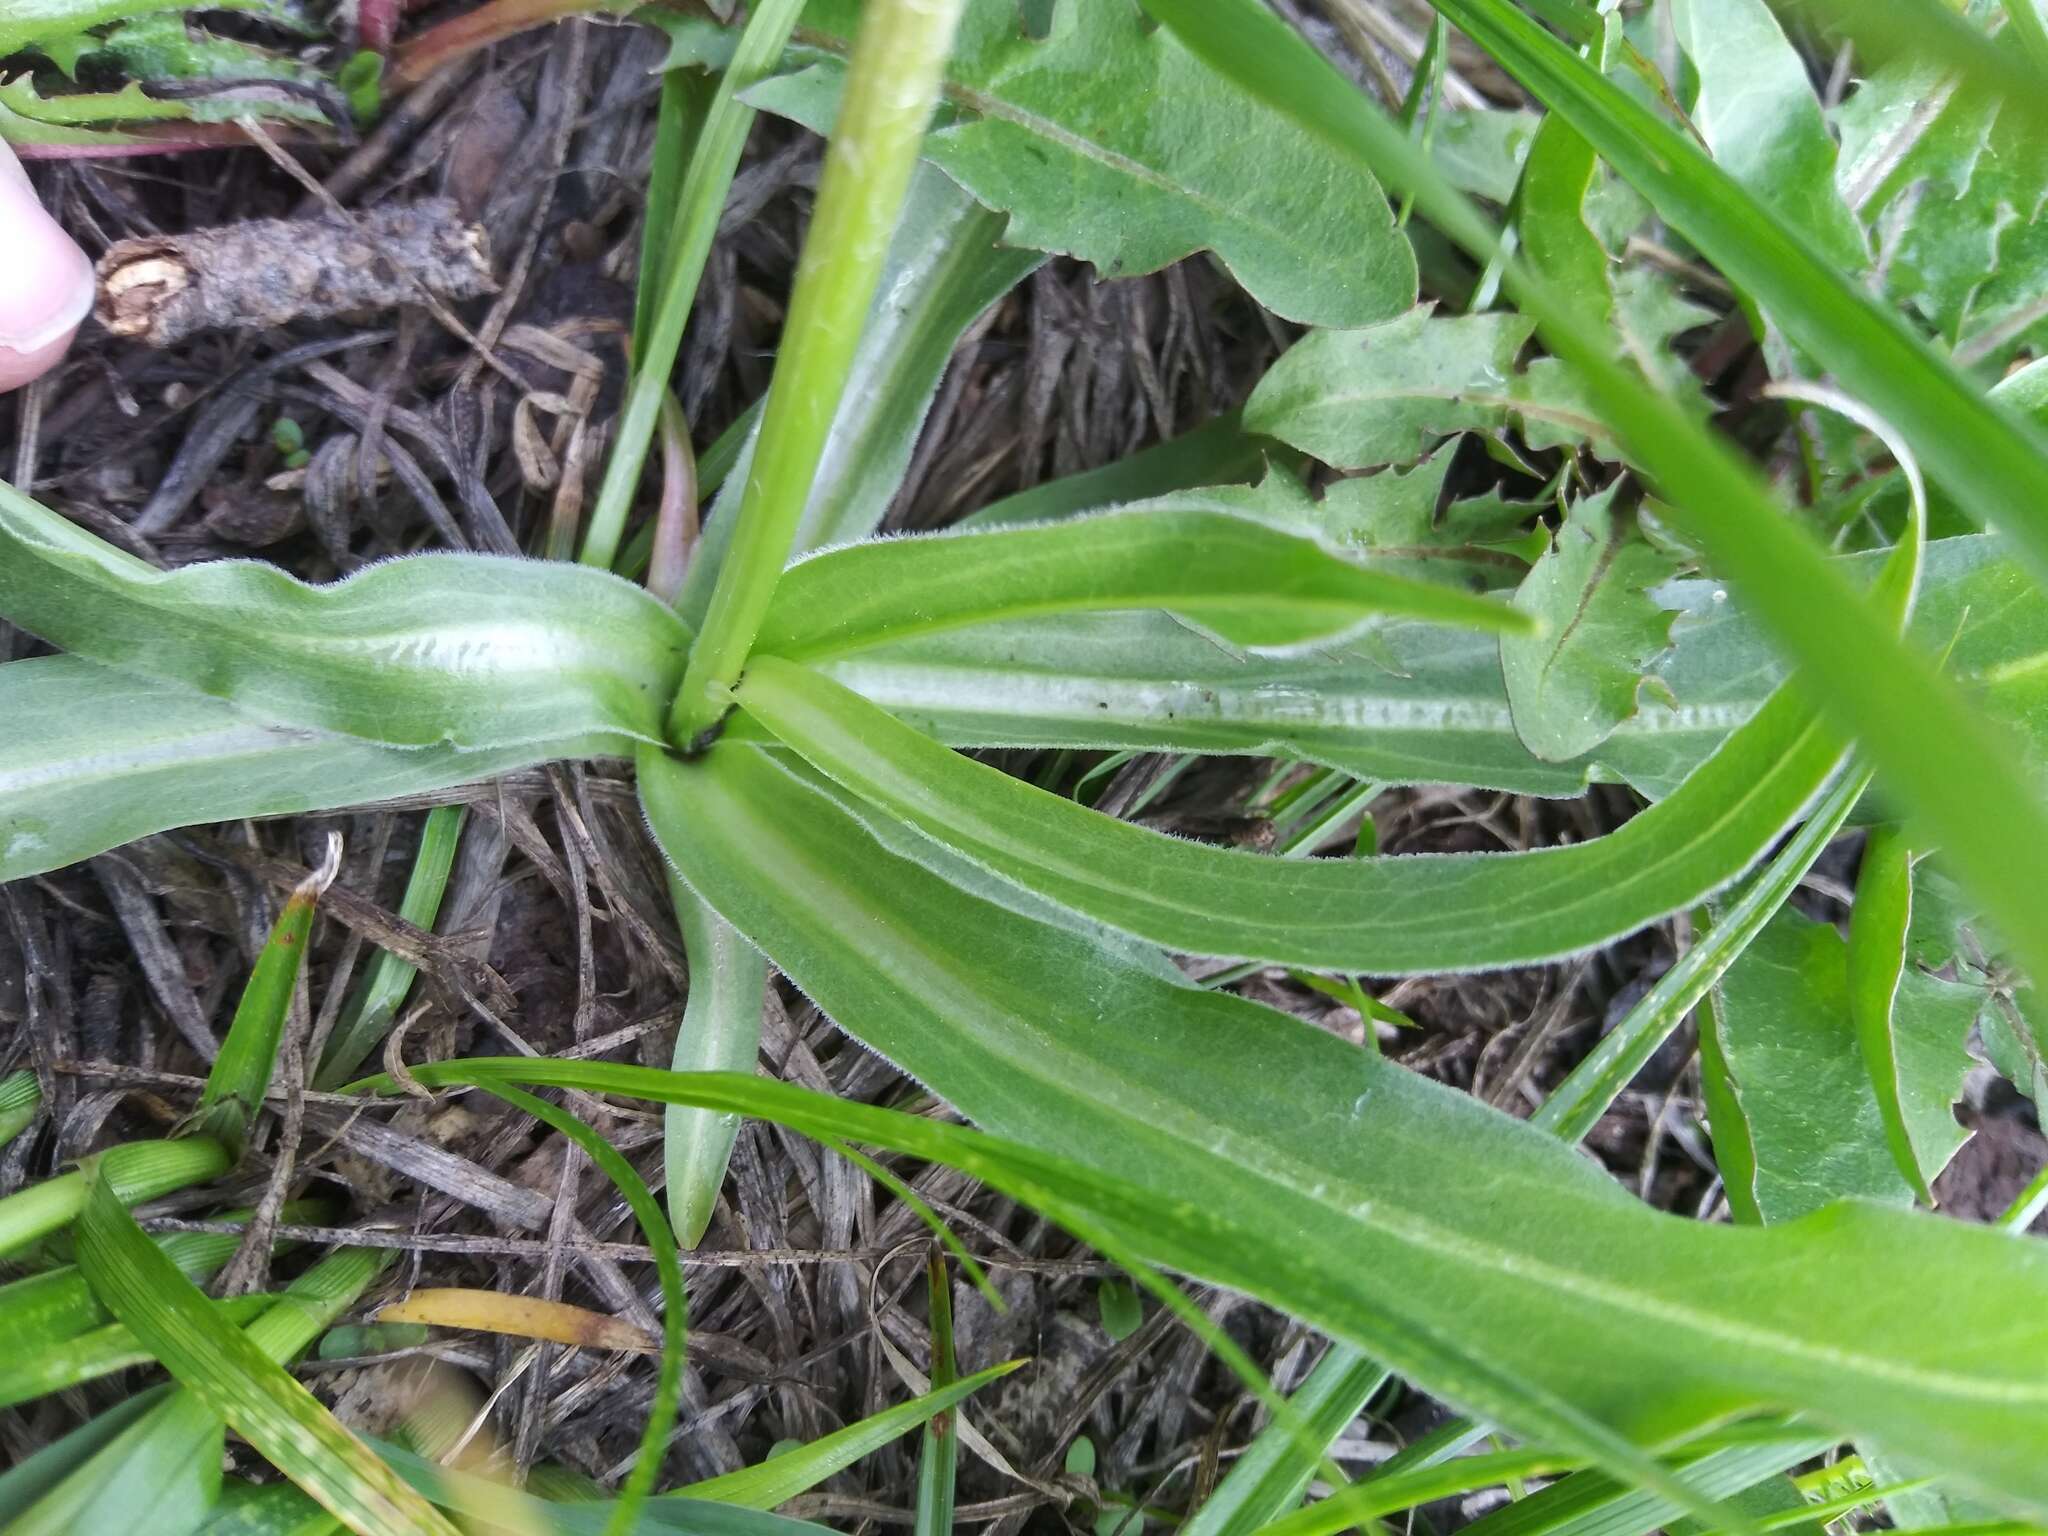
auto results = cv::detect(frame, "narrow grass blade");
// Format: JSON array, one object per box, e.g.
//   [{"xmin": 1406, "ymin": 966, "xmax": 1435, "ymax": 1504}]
[
  {"xmin": 676, "ymin": 1361, "xmax": 1018, "ymax": 1510},
  {"xmin": 73, "ymin": 1178, "xmax": 455, "ymax": 1536},
  {"xmin": 957, "ymin": 413, "xmax": 1273, "ymax": 530},
  {"xmin": 664, "ymin": 877, "xmax": 766, "ymax": 1249},
  {"xmin": 0, "ymin": 1385, "xmax": 171, "ymax": 1525},
  {"xmin": 194, "ymin": 836, "xmax": 336, "ymax": 1160},
  {"xmin": 579, "ymin": 0, "xmax": 806, "ymax": 571},
  {"xmin": 1440, "ymin": 1431, "xmax": 1839, "ymax": 1536},
  {"xmin": 0, "ymin": 1294, "xmax": 276, "ymax": 1410},
  {"xmin": 731, "ymin": 652, "xmax": 1846, "ymax": 976},
  {"xmin": 755, "ymin": 508, "xmax": 1532, "ymax": 664},
  {"xmin": 0, "ymin": 1069, "xmax": 38, "ymax": 1149},
  {"xmin": 669, "ymin": 0, "xmax": 968, "ymax": 741},
  {"xmin": 468, "ymin": 1082, "xmax": 686, "ymax": 1536},
  {"xmin": 0, "ymin": 1229, "xmax": 242, "ymax": 1357},
  {"xmin": 1534, "ymin": 764, "xmax": 1870, "ymax": 1143},
  {"xmin": 1181, "ymin": 1345, "xmax": 1389, "ymax": 1536},
  {"xmin": 362, "ymin": 1439, "xmax": 845, "ymax": 1536},
  {"xmin": 0, "ymin": 1138, "xmax": 228, "ymax": 1259},
  {"xmin": 16, "ymin": 1245, "xmax": 389, "ymax": 1536},
  {"xmin": 1848, "ymin": 828, "xmax": 1937, "ymax": 1202},
  {"xmin": 314, "ymin": 805, "xmax": 465, "ymax": 1089},
  {"xmin": 916, "ymin": 1249, "xmax": 960, "ymax": 1536}
]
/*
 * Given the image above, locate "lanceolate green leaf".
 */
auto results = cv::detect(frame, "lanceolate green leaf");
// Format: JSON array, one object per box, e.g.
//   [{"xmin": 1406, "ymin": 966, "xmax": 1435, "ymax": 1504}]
[
  {"xmin": 384, "ymin": 1000, "xmax": 2048, "ymax": 1517},
  {"xmin": 1668, "ymin": 0, "xmax": 1867, "ymax": 269},
  {"xmin": 0, "ymin": 657, "xmax": 595, "ymax": 884},
  {"xmin": 725, "ymin": 0, "xmax": 1416, "ymax": 327},
  {"xmin": 726, "ymin": 634, "xmax": 1855, "ymax": 977},
  {"xmin": 0, "ymin": 480, "xmax": 688, "ymax": 752},
  {"xmin": 666, "ymin": 879, "xmax": 767, "ymax": 1251},
  {"xmin": 74, "ymin": 1179, "xmax": 456, "ymax": 1536},
  {"xmin": 1848, "ymin": 829, "xmax": 1938, "ymax": 1202},
  {"xmin": 755, "ymin": 507, "xmax": 1532, "ymax": 663}
]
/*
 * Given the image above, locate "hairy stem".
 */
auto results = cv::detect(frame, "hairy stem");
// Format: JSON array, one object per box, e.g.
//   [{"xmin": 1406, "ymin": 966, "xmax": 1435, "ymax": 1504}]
[{"xmin": 666, "ymin": 0, "xmax": 967, "ymax": 745}]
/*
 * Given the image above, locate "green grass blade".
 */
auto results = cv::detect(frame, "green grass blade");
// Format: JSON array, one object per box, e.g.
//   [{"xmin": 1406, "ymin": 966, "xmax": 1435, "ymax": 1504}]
[
  {"xmin": 468, "ymin": 1081, "xmax": 687, "ymax": 1536},
  {"xmin": 73, "ymin": 1180, "xmax": 453, "ymax": 1536},
  {"xmin": 0, "ymin": 1137, "xmax": 228, "ymax": 1258},
  {"xmin": 957, "ymin": 413, "xmax": 1273, "ymax": 530},
  {"xmin": 1534, "ymin": 764, "xmax": 1870, "ymax": 1144},
  {"xmin": 8, "ymin": 1388, "xmax": 226, "ymax": 1536},
  {"xmin": 668, "ymin": 0, "xmax": 968, "ymax": 742},
  {"xmin": 665, "ymin": 877, "xmax": 766, "ymax": 1250},
  {"xmin": 0, "ymin": 1295, "xmax": 276, "ymax": 1410},
  {"xmin": 800, "ymin": 532, "xmax": 2043, "ymax": 806},
  {"xmin": 579, "ymin": 0, "xmax": 807, "ymax": 572},
  {"xmin": 1444, "ymin": 1432, "xmax": 1838, "ymax": 1536},
  {"xmin": 194, "ymin": 840, "xmax": 335, "ymax": 1160},
  {"xmin": 1181, "ymin": 1345, "xmax": 1389, "ymax": 1536},
  {"xmin": 755, "ymin": 508, "xmax": 1531, "ymax": 664},
  {"xmin": 1848, "ymin": 828, "xmax": 1938, "ymax": 1202},
  {"xmin": 1142, "ymin": 0, "xmax": 2048, "ymax": 1017},
  {"xmin": 314, "ymin": 804, "xmax": 466, "ymax": 1090},
  {"xmin": 675, "ymin": 1361, "xmax": 1018, "ymax": 1510},
  {"xmin": 674, "ymin": 169, "xmax": 1039, "ymax": 622},
  {"xmin": 0, "ymin": 1229, "xmax": 241, "ymax": 1357},
  {"xmin": 0, "ymin": 1068, "xmax": 38, "ymax": 1149},
  {"xmin": 730, "ymin": 653, "xmax": 1844, "ymax": 976},
  {"xmin": 364, "ymin": 1438, "xmax": 846, "ymax": 1535},
  {"xmin": 0, "ymin": 1385, "xmax": 172, "ymax": 1525},
  {"xmin": 915, "ymin": 1249, "xmax": 960, "ymax": 1536}
]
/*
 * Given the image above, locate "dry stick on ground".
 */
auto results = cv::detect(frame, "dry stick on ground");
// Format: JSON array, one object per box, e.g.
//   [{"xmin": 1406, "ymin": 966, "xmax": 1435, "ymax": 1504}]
[{"xmin": 96, "ymin": 198, "xmax": 496, "ymax": 348}]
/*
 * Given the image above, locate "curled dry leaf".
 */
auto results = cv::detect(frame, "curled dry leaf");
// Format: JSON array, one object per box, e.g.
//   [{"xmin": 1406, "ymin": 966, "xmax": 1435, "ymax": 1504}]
[
  {"xmin": 95, "ymin": 198, "xmax": 495, "ymax": 347},
  {"xmin": 375, "ymin": 1287, "xmax": 660, "ymax": 1354}
]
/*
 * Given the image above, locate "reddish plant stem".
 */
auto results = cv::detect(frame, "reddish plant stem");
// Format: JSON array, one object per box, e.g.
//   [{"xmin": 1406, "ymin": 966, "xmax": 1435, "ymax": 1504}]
[
  {"xmin": 645, "ymin": 391, "xmax": 699, "ymax": 605},
  {"xmin": 392, "ymin": 0, "xmax": 635, "ymax": 86}
]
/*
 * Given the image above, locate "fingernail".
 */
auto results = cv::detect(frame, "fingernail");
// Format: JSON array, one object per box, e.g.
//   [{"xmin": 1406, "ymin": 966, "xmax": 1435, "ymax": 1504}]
[{"xmin": 0, "ymin": 145, "xmax": 96, "ymax": 359}]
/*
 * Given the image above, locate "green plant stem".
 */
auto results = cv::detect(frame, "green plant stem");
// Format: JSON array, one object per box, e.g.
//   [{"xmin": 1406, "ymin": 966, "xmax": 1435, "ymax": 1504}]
[
  {"xmin": 2002, "ymin": 0, "xmax": 2048, "ymax": 80},
  {"xmin": 0, "ymin": 1139, "xmax": 228, "ymax": 1260},
  {"xmin": 315, "ymin": 805, "xmax": 466, "ymax": 1090},
  {"xmin": 195, "ymin": 842, "xmax": 333, "ymax": 1160},
  {"xmin": 2002, "ymin": 1161, "xmax": 2048, "ymax": 1231},
  {"xmin": 915, "ymin": 1247, "xmax": 960, "ymax": 1536},
  {"xmin": 579, "ymin": 0, "xmax": 807, "ymax": 575},
  {"xmin": 668, "ymin": 0, "xmax": 968, "ymax": 744},
  {"xmin": 0, "ymin": 1069, "xmax": 38, "ymax": 1150}
]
